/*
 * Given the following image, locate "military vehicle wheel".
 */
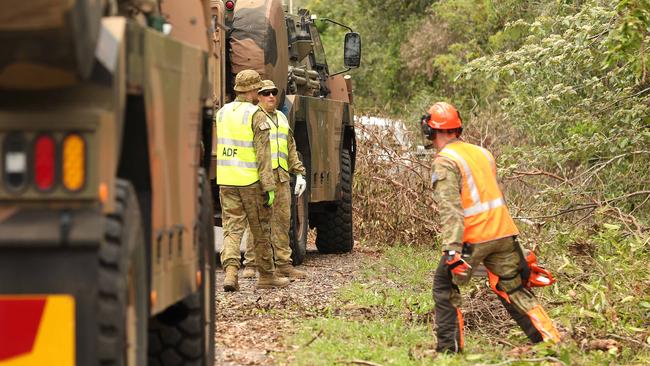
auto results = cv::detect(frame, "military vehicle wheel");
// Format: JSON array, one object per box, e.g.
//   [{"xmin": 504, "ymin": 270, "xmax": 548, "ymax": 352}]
[
  {"xmin": 290, "ymin": 153, "xmax": 309, "ymax": 265},
  {"xmin": 148, "ymin": 169, "xmax": 215, "ymax": 366},
  {"xmin": 198, "ymin": 169, "xmax": 216, "ymax": 365},
  {"xmin": 97, "ymin": 179, "xmax": 148, "ymax": 366},
  {"xmin": 315, "ymin": 149, "xmax": 353, "ymax": 253}
]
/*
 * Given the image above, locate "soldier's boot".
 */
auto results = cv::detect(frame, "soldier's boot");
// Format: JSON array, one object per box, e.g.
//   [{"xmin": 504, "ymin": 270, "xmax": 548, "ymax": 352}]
[
  {"xmin": 241, "ymin": 266, "xmax": 256, "ymax": 279},
  {"xmin": 276, "ymin": 264, "xmax": 306, "ymax": 280},
  {"xmin": 223, "ymin": 266, "xmax": 239, "ymax": 292},
  {"xmin": 256, "ymin": 272, "xmax": 290, "ymax": 289}
]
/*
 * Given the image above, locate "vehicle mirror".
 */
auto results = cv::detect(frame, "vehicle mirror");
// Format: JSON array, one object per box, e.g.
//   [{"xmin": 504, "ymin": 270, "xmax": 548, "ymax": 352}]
[{"xmin": 344, "ymin": 32, "xmax": 361, "ymax": 68}]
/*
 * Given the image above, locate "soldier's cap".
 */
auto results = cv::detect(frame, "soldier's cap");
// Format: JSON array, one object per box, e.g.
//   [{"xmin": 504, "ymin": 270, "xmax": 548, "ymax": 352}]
[
  {"xmin": 258, "ymin": 80, "xmax": 278, "ymax": 94},
  {"xmin": 234, "ymin": 70, "xmax": 263, "ymax": 92}
]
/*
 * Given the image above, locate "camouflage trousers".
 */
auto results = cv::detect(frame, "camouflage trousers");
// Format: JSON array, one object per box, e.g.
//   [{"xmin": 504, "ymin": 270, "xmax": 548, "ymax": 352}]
[
  {"xmin": 243, "ymin": 179, "xmax": 292, "ymax": 266},
  {"xmin": 433, "ymin": 236, "xmax": 560, "ymax": 353},
  {"xmin": 219, "ymin": 185, "xmax": 275, "ymax": 274}
]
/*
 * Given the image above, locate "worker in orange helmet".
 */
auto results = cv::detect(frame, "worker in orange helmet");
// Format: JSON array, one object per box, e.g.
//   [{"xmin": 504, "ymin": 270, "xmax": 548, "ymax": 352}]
[{"xmin": 423, "ymin": 102, "xmax": 561, "ymax": 353}]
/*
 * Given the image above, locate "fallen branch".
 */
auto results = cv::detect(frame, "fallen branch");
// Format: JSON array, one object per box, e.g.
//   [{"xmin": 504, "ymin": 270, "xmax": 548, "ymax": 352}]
[
  {"xmin": 506, "ymin": 169, "xmax": 566, "ymax": 183},
  {"xmin": 606, "ymin": 333, "xmax": 650, "ymax": 348},
  {"xmin": 348, "ymin": 360, "xmax": 384, "ymax": 366},
  {"xmin": 302, "ymin": 329, "xmax": 323, "ymax": 348},
  {"xmin": 514, "ymin": 204, "xmax": 596, "ymax": 220},
  {"xmin": 476, "ymin": 356, "xmax": 566, "ymax": 366}
]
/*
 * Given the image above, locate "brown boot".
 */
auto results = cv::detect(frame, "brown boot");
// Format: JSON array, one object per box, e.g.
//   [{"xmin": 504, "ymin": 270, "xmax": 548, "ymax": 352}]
[
  {"xmin": 223, "ymin": 266, "xmax": 239, "ymax": 292},
  {"xmin": 277, "ymin": 264, "xmax": 306, "ymax": 280},
  {"xmin": 241, "ymin": 266, "xmax": 256, "ymax": 279},
  {"xmin": 256, "ymin": 272, "xmax": 290, "ymax": 289}
]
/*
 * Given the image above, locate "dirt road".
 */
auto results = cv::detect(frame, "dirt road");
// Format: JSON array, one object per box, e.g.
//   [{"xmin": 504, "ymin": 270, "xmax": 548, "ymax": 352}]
[{"xmin": 215, "ymin": 243, "xmax": 366, "ymax": 365}]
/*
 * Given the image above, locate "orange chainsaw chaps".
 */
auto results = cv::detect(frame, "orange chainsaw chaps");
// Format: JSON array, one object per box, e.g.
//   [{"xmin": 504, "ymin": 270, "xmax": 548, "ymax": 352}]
[
  {"xmin": 527, "ymin": 305, "xmax": 562, "ymax": 343},
  {"xmin": 487, "ymin": 270, "xmax": 511, "ymax": 303}
]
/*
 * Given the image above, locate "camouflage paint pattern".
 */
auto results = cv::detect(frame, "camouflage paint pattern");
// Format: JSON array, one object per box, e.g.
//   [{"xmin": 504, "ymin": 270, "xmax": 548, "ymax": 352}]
[
  {"xmin": 221, "ymin": 2, "xmax": 356, "ymax": 206},
  {"xmin": 211, "ymin": 0, "xmax": 227, "ymax": 110},
  {"xmin": 230, "ymin": 0, "xmax": 288, "ymax": 102},
  {"xmin": 0, "ymin": 0, "xmax": 103, "ymax": 87},
  {"xmin": 139, "ymin": 18, "xmax": 210, "ymax": 312},
  {"xmin": 285, "ymin": 94, "xmax": 353, "ymax": 202},
  {"xmin": 327, "ymin": 74, "xmax": 351, "ymax": 103},
  {"xmin": 161, "ymin": 0, "xmax": 212, "ymax": 53},
  {"xmin": 210, "ymin": 0, "xmax": 227, "ymax": 180},
  {"xmin": 0, "ymin": 0, "xmax": 213, "ymax": 315}
]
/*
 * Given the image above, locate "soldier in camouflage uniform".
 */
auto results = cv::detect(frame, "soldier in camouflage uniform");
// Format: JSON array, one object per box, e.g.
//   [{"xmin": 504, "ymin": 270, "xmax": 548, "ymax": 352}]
[
  {"xmin": 423, "ymin": 102, "xmax": 561, "ymax": 353},
  {"xmin": 216, "ymin": 70, "xmax": 290, "ymax": 291},
  {"xmin": 241, "ymin": 80, "xmax": 307, "ymax": 280}
]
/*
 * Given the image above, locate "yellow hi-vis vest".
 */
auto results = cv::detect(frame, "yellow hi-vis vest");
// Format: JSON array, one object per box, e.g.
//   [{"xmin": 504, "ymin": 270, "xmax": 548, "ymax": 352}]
[
  {"xmin": 438, "ymin": 141, "xmax": 519, "ymax": 244},
  {"xmin": 215, "ymin": 101, "xmax": 260, "ymax": 186},
  {"xmin": 266, "ymin": 110, "xmax": 290, "ymax": 171}
]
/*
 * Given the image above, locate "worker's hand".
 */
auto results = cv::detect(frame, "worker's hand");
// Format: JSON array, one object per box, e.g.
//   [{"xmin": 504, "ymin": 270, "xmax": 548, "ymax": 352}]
[
  {"xmin": 445, "ymin": 250, "xmax": 471, "ymax": 277},
  {"xmin": 294, "ymin": 174, "xmax": 307, "ymax": 196},
  {"xmin": 264, "ymin": 191, "xmax": 275, "ymax": 208}
]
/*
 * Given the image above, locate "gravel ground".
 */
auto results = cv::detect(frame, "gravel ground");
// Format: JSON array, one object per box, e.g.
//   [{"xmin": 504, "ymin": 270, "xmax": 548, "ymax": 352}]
[{"xmin": 214, "ymin": 242, "xmax": 375, "ymax": 365}]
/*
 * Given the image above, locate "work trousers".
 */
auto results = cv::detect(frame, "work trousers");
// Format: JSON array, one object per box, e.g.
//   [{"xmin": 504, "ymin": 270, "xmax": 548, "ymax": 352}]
[
  {"xmin": 219, "ymin": 185, "xmax": 275, "ymax": 274},
  {"xmin": 243, "ymin": 179, "xmax": 292, "ymax": 266},
  {"xmin": 433, "ymin": 236, "xmax": 560, "ymax": 353}
]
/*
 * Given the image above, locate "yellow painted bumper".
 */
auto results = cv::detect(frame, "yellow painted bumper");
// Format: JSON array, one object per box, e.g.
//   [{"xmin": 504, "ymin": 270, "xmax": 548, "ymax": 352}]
[{"xmin": 0, "ymin": 295, "xmax": 75, "ymax": 366}]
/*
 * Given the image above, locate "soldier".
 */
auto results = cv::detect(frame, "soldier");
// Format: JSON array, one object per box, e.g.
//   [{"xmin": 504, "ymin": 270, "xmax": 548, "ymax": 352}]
[
  {"xmin": 216, "ymin": 70, "xmax": 289, "ymax": 291},
  {"xmin": 241, "ymin": 80, "xmax": 307, "ymax": 280},
  {"xmin": 424, "ymin": 102, "xmax": 561, "ymax": 353}
]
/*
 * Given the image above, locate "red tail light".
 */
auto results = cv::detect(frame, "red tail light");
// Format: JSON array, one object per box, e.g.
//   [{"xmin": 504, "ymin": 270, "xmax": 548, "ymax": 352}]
[
  {"xmin": 225, "ymin": 0, "xmax": 235, "ymax": 10},
  {"xmin": 33, "ymin": 135, "xmax": 56, "ymax": 191}
]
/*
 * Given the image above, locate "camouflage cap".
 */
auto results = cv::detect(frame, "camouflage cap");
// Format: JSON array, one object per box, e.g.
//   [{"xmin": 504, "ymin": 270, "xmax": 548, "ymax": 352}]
[
  {"xmin": 258, "ymin": 80, "xmax": 278, "ymax": 93},
  {"xmin": 234, "ymin": 70, "xmax": 263, "ymax": 92}
]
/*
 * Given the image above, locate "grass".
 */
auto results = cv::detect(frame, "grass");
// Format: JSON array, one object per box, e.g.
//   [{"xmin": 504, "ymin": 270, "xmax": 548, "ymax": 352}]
[{"xmin": 282, "ymin": 243, "xmax": 650, "ymax": 365}]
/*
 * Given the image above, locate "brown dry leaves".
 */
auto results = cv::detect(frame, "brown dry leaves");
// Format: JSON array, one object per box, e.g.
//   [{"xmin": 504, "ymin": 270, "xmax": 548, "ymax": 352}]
[{"xmin": 354, "ymin": 124, "xmax": 440, "ymax": 247}]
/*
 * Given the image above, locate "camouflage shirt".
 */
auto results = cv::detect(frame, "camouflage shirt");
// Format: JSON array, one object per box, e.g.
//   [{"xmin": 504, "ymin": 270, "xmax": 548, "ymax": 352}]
[
  {"xmin": 432, "ymin": 138, "xmax": 464, "ymax": 252},
  {"xmin": 235, "ymin": 96, "xmax": 276, "ymax": 192}
]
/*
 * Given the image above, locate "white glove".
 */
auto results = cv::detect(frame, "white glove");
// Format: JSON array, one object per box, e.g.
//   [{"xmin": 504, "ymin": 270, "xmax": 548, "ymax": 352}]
[{"xmin": 294, "ymin": 174, "xmax": 307, "ymax": 196}]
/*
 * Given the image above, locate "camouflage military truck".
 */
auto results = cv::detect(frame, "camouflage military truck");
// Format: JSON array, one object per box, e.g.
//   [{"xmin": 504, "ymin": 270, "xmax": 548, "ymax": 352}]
[
  {"xmin": 0, "ymin": 1, "xmax": 218, "ymax": 364},
  {"xmin": 211, "ymin": 0, "xmax": 361, "ymax": 264}
]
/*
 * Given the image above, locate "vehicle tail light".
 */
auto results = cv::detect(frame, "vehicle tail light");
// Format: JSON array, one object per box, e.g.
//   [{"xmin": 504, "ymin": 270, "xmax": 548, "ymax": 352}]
[
  {"xmin": 3, "ymin": 133, "xmax": 28, "ymax": 192},
  {"xmin": 225, "ymin": 0, "xmax": 235, "ymax": 10},
  {"xmin": 62, "ymin": 134, "xmax": 85, "ymax": 191},
  {"xmin": 33, "ymin": 135, "xmax": 56, "ymax": 191}
]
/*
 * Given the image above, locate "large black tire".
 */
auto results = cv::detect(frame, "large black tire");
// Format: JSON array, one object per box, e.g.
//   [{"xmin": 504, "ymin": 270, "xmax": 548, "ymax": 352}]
[
  {"xmin": 148, "ymin": 169, "xmax": 215, "ymax": 366},
  {"xmin": 97, "ymin": 179, "xmax": 148, "ymax": 366},
  {"xmin": 289, "ymin": 153, "xmax": 309, "ymax": 265},
  {"xmin": 315, "ymin": 149, "xmax": 353, "ymax": 253}
]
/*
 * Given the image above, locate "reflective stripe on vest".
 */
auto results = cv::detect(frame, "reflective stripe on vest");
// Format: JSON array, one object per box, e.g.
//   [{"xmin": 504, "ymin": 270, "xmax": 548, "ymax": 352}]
[
  {"xmin": 438, "ymin": 141, "xmax": 519, "ymax": 243},
  {"xmin": 215, "ymin": 101, "xmax": 260, "ymax": 186},
  {"xmin": 267, "ymin": 111, "xmax": 290, "ymax": 171}
]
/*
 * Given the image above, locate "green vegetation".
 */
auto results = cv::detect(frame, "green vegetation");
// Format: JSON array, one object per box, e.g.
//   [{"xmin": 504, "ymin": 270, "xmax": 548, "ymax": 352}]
[
  {"xmin": 295, "ymin": 0, "xmax": 650, "ymax": 363},
  {"xmin": 286, "ymin": 246, "xmax": 650, "ymax": 365}
]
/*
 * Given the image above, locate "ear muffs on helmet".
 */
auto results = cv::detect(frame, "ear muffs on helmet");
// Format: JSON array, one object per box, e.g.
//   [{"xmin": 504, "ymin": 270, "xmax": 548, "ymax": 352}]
[{"xmin": 421, "ymin": 113, "xmax": 435, "ymax": 140}]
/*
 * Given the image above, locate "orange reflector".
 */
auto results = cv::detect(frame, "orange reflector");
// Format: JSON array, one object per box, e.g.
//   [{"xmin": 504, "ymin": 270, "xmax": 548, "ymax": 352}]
[
  {"xmin": 150, "ymin": 291, "xmax": 157, "ymax": 309},
  {"xmin": 98, "ymin": 183, "xmax": 108, "ymax": 203},
  {"xmin": 62, "ymin": 134, "xmax": 85, "ymax": 191}
]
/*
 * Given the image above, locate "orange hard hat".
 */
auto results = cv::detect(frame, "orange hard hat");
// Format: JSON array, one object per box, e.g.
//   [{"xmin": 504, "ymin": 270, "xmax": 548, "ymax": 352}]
[{"xmin": 426, "ymin": 102, "xmax": 462, "ymax": 130}]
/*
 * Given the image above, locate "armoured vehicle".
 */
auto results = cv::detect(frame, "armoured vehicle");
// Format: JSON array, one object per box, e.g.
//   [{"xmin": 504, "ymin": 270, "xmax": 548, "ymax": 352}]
[
  {"xmin": 0, "ymin": 0, "xmax": 217, "ymax": 364},
  {"xmin": 211, "ymin": 0, "xmax": 361, "ymax": 264}
]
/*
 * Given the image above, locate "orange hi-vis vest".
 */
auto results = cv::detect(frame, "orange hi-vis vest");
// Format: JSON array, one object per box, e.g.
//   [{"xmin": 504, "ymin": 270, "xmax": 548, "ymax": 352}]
[{"xmin": 438, "ymin": 141, "xmax": 519, "ymax": 244}]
